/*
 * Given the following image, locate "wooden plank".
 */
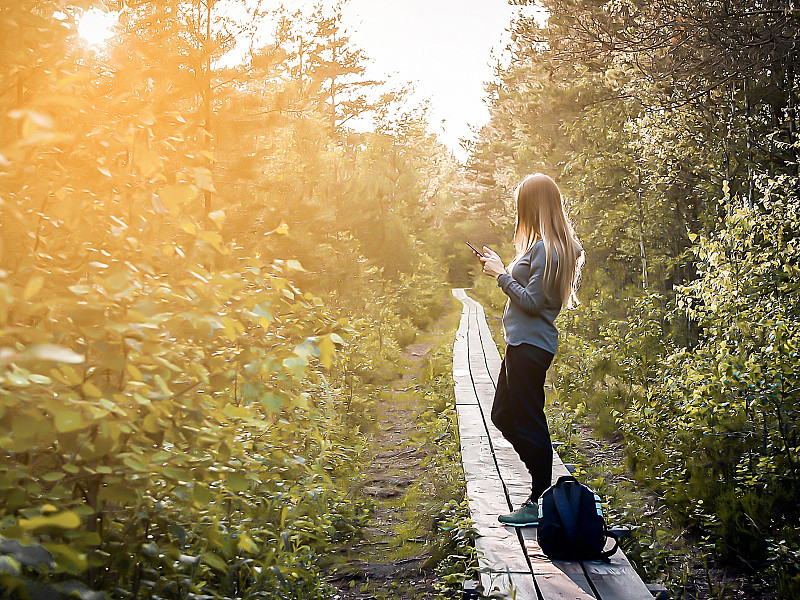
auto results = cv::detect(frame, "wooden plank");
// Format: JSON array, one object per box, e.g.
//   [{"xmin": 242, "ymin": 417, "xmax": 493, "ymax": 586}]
[
  {"xmin": 480, "ymin": 570, "xmax": 540, "ymax": 600},
  {"xmin": 466, "ymin": 477, "xmax": 509, "ymax": 516},
  {"xmin": 453, "ymin": 289, "xmax": 655, "ymax": 600},
  {"xmin": 472, "ymin": 382, "xmax": 496, "ymax": 402},
  {"xmin": 473, "ymin": 378, "xmax": 496, "ymax": 394},
  {"xmin": 521, "ymin": 529, "xmax": 596, "ymax": 599},
  {"xmin": 454, "ymin": 380, "xmax": 479, "ymax": 406},
  {"xmin": 535, "ymin": 571, "xmax": 597, "ymax": 600},
  {"xmin": 582, "ymin": 560, "xmax": 652, "ymax": 600},
  {"xmin": 470, "ymin": 298, "xmax": 501, "ymax": 344},
  {"xmin": 452, "ymin": 288, "xmax": 470, "ymax": 303},
  {"xmin": 469, "ymin": 358, "xmax": 492, "ymax": 381},
  {"xmin": 467, "ymin": 479, "xmax": 533, "ymax": 576},
  {"xmin": 460, "ymin": 437, "xmax": 497, "ymax": 482},
  {"xmin": 455, "ymin": 403, "xmax": 487, "ymax": 438},
  {"xmin": 454, "ymin": 293, "xmax": 536, "ymax": 595},
  {"xmin": 476, "ymin": 531, "xmax": 531, "ymax": 574},
  {"xmin": 457, "ymin": 294, "xmax": 500, "ymax": 385},
  {"xmin": 494, "ymin": 447, "xmax": 528, "ymax": 476},
  {"xmin": 521, "ymin": 515, "xmax": 652, "ymax": 600},
  {"xmin": 475, "ymin": 304, "xmax": 503, "ymax": 369},
  {"xmin": 453, "ymin": 353, "xmax": 469, "ymax": 373},
  {"xmin": 581, "ymin": 540, "xmax": 653, "ymax": 600},
  {"xmin": 550, "ymin": 561, "xmax": 597, "ymax": 598}
]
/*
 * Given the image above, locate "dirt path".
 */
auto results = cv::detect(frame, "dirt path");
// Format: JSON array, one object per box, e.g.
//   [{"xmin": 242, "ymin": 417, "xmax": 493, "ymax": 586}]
[{"xmin": 326, "ymin": 337, "xmax": 453, "ymax": 599}]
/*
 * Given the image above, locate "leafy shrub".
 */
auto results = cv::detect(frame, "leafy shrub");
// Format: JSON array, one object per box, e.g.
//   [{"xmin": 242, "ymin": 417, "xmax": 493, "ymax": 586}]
[
  {"xmin": 395, "ymin": 319, "xmax": 417, "ymax": 347},
  {"xmin": 619, "ymin": 176, "xmax": 800, "ymax": 595},
  {"xmin": 553, "ymin": 291, "xmax": 672, "ymax": 439},
  {"xmin": 0, "ymin": 222, "xmax": 369, "ymax": 597}
]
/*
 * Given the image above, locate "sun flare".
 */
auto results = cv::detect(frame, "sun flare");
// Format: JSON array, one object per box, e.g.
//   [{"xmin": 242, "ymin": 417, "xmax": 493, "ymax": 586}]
[{"xmin": 77, "ymin": 8, "xmax": 117, "ymax": 47}]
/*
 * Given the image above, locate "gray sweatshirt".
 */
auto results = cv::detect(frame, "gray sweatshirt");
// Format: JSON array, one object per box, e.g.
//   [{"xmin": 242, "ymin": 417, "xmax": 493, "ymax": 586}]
[{"xmin": 496, "ymin": 240, "xmax": 562, "ymax": 355}]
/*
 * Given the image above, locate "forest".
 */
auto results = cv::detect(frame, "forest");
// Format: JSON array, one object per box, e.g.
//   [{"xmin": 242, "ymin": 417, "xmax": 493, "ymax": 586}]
[{"xmin": 0, "ymin": 0, "xmax": 798, "ymax": 599}]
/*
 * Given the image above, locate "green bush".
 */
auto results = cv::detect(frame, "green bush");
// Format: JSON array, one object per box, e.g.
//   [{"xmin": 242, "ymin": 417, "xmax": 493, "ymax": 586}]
[
  {"xmin": 0, "ymin": 224, "xmax": 369, "ymax": 597},
  {"xmin": 551, "ymin": 176, "xmax": 800, "ymax": 595},
  {"xmin": 619, "ymin": 176, "xmax": 800, "ymax": 592}
]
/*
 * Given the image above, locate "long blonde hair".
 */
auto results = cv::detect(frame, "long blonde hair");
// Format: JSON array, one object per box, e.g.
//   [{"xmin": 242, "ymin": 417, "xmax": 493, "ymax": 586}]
[{"xmin": 511, "ymin": 174, "xmax": 584, "ymax": 308}]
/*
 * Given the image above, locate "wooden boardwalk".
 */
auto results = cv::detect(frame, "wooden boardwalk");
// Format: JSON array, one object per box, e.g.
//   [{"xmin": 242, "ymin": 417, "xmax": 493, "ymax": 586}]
[{"xmin": 452, "ymin": 289, "xmax": 654, "ymax": 600}]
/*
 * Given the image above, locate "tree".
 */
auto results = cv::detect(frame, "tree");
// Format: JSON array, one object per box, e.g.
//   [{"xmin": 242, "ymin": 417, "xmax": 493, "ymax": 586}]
[{"xmin": 0, "ymin": 0, "xmax": 463, "ymax": 594}]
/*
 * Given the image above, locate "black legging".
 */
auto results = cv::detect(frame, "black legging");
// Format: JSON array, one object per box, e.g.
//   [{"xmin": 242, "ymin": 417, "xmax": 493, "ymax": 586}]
[{"xmin": 491, "ymin": 343, "xmax": 554, "ymax": 501}]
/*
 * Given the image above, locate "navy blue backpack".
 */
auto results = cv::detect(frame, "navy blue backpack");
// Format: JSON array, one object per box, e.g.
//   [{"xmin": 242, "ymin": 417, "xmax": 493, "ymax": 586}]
[{"xmin": 537, "ymin": 475, "xmax": 619, "ymax": 561}]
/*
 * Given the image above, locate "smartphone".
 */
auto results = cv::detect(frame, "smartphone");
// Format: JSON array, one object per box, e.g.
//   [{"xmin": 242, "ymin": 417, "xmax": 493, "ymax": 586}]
[{"xmin": 465, "ymin": 241, "xmax": 485, "ymax": 258}]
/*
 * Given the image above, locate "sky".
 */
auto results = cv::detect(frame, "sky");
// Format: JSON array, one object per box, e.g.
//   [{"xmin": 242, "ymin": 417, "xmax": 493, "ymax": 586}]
[
  {"xmin": 260, "ymin": 0, "xmax": 542, "ymax": 161},
  {"xmin": 339, "ymin": 0, "xmax": 526, "ymax": 160}
]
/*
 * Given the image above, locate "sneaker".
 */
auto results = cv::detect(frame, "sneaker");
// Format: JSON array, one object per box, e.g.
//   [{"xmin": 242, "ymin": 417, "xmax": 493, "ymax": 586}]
[{"xmin": 498, "ymin": 498, "xmax": 538, "ymax": 527}]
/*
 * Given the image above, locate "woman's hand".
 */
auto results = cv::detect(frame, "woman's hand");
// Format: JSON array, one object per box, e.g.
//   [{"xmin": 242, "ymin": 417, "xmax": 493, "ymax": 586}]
[{"xmin": 480, "ymin": 247, "xmax": 505, "ymax": 279}]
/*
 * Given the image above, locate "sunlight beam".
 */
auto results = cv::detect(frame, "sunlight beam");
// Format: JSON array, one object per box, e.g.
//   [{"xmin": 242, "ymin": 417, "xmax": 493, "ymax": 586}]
[{"xmin": 77, "ymin": 8, "xmax": 118, "ymax": 47}]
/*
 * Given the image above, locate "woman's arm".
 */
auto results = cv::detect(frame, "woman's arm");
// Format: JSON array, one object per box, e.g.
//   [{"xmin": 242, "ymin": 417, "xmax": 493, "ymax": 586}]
[{"xmin": 496, "ymin": 245, "xmax": 548, "ymax": 316}]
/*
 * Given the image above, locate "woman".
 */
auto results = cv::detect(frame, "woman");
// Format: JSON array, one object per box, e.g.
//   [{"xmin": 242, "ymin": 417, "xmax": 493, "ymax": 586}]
[{"xmin": 479, "ymin": 173, "xmax": 584, "ymax": 526}]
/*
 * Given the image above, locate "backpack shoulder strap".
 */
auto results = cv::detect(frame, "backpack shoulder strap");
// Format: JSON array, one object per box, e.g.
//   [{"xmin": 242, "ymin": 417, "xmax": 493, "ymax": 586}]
[{"xmin": 552, "ymin": 483, "xmax": 580, "ymax": 545}]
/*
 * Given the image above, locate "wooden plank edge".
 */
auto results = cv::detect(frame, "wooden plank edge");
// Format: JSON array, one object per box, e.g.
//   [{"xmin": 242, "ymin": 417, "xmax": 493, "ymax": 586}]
[{"xmin": 479, "ymin": 570, "xmax": 539, "ymax": 600}]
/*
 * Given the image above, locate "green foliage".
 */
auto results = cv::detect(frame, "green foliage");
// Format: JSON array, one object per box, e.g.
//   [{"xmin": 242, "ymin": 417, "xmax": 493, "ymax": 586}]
[
  {"xmin": 547, "ymin": 179, "xmax": 800, "ymax": 593},
  {"xmin": 550, "ymin": 292, "xmax": 672, "ymax": 439},
  {"xmin": 615, "ymin": 177, "xmax": 800, "ymax": 594},
  {"xmin": 1, "ymin": 128, "xmax": 364, "ymax": 595},
  {"xmin": 430, "ymin": 499, "xmax": 477, "ymax": 597},
  {"xmin": 411, "ymin": 342, "xmax": 478, "ymax": 598},
  {"xmin": 0, "ymin": 1, "xmax": 463, "ymax": 597}
]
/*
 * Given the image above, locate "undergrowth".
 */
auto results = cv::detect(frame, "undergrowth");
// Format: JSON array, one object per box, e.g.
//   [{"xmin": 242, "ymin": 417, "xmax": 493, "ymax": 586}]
[{"xmin": 407, "ymin": 300, "xmax": 479, "ymax": 598}]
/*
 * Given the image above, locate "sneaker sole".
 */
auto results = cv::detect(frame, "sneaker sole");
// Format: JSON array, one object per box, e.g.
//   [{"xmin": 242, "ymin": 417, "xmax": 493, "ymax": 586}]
[{"xmin": 498, "ymin": 520, "xmax": 538, "ymax": 527}]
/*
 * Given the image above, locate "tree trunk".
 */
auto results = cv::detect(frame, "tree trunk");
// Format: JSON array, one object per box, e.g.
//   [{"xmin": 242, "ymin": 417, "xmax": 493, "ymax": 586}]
[
  {"xmin": 203, "ymin": 0, "xmax": 213, "ymax": 215},
  {"xmin": 636, "ymin": 168, "xmax": 649, "ymax": 290},
  {"xmin": 788, "ymin": 60, "xmax": 798, "ymax": 176}
]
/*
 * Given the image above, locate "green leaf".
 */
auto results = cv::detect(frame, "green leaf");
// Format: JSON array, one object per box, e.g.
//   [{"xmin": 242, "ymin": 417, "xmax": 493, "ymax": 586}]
[
  {"xmin": 193, "ymin": 483, "xmax": 213, "ymax": 505},
  {"xmin": 260, "ymin": 392, "xmax": 283, "ymax": 414},
  {"xmin": 286, "ymin": 259, "xmax": 305, "ymax": 272},
  {"xmin": 98, "ymin": 484, "xmax": 137, "ymax": 503},
  {"xmin": 54, "ymin": 410, "xmax": 85, "ymax": 433},
  {"xmin": 318, "ymin": 336, "xmax": 336, "ymax": 369},
  {"xmin": 226, "ymin": 472, "xmax": 249, "ymax": 492},
  {"xmin": 282, "ymin": 356, "xmax": 308, "ymax": 382},
  {"xmin": 192, "ymin": 166, "xmax": 216, "ymax": 192},
  {"xmin": 82, "ymin": 382, "xmax": 102, "ymax": 398},
  {"xmin": 133, "ymin": 147, "xmax": 162, "ymax": 177},
  {"xmin": 161, "ymin": 467, "xmax": 185, "ymax": 481},
  {"xmin": 203, "ymin": 551, "xmax": 227, "ymax": 571},
  {"xmin": 142, "ymin": 414, "xmax": 161, "ymax": 434},
  {"xmin": 23, "ymin": 275, "xmax": 45, "ymax": 300},
  {"xmin": 19, "ymin": 511, "xmax": 81, "ymax": 532},
  {"xmin": 40, "ymin": 543, "xmax": 87, "ymax": 574},
  {"xmin": 158, "ymin": 184, "xmax": 197, "ymax": 214}
]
